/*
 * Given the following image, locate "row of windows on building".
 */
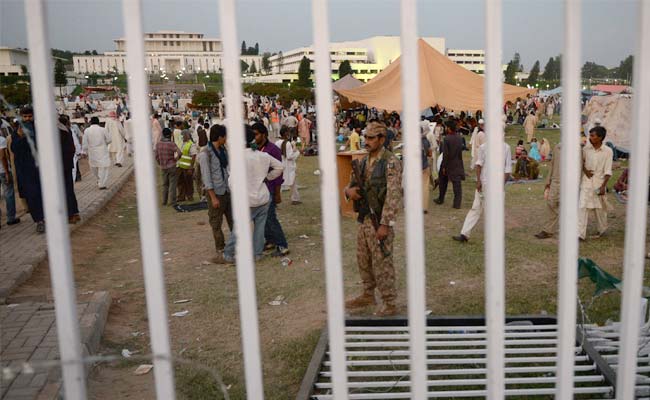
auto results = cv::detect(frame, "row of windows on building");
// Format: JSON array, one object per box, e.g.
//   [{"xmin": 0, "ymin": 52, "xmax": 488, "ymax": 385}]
[
  {"xmin": 149, "ymin": 33, "xmax": 198, "ymax": 39},
  {"xmin": 455, "ymin": 60, "xmax": 484, "ymax": 65},
  {"xmin": 75, "ymin": 57, "xmax": 224, "ymax": 73},
  {"xmin": 447, "ymin": 52, "xmax": 484, "ymax": 57}
]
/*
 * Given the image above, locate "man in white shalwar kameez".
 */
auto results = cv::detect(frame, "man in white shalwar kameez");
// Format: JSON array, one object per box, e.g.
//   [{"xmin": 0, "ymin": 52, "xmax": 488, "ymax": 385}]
[
  {"xmin": 579, "ymin": 126, "xmax": 612, "ymax": 240},
  {"xmin": 106, "ymin": 111, "xmax": 126, "ymax": 167},
  {"xmin": 82, "ymin": 117, "xmax": 112, "ymax": 189},
  {"xmin": 70, "ymin": 123, "xmax": 83, "ymax": 181},
  {"xmin": 469, "ymin": 119, "xmax": 486, "ymax": 170},
  {"xmin": 124, "ymin": 117, "xmax": 134, "ymax": 157}
]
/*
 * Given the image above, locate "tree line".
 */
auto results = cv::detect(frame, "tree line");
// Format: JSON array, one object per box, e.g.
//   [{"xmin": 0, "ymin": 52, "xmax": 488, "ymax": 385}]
[{"xmin": 505, "ymin": 52, "xmax": 634, "ymax": 86}]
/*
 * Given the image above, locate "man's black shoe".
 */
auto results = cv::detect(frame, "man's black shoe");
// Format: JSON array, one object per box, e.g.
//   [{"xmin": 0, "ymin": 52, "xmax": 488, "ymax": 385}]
[{"xmin": 452, "ymin": 234, "xmax": 468, "ymax": 243}]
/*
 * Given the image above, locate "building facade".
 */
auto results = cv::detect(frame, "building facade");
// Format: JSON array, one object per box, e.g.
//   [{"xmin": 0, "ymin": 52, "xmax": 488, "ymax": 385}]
[
  {"xmin": 72, "ymin": 31, "xmax": 261, "ymax": 75},
  {"xmin": 0, "ymin": 47, "xmax": 30, "ymax": 76},
  {"xmin": 445, "ymin": 49, "xmax": 486, "ymax": 74},
  {"xmin": 262, "ymin": 36, "xmax": 447, "ymax": 83}
]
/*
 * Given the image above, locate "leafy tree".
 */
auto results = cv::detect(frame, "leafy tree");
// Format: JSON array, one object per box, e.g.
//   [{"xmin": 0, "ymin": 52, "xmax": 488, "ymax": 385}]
[
  {"xmin": 338, "ymin": 60, "xmax": 353, "ymax": 79},
  {"xmin": 20, "ymin": 64, "xmax": 28, "ymax": 75},
  {"xmin": 527, "ymin": 60, "xmax": 540, "ymax": 85},
  {"xmin": 262, "ymin": 52, "xmax": 271, "ymax": 74},
  {"xmin": 615, "ymin": 55, "xmax": 633, "ymax": 82},
  {"xmin": 240, "ymin": 60, "xmax": 249, "ymax": 73},
  {"xmin": 249, "ymin": 61, "xmax": 257, "ymax": 74},
  {"xmin": 54, "ymin": 59, "xmax": 67, "ymax": 96},
  {"xmin": 581, "ymin": 61, "xmax": 610, "ymax": 79},
  {"xmin": 542, "ymin": 57, "xmax": 556, "ymax": 82},
  {"xmin": 1, "ymin": 84, "xmax": 31, "ymax": 106},
  {"xmin": 297, "ymin": 56, "xmax": 312, "ymax": 87},
  {"xmin": 278, "ymin": 51, "xmax": 284, "ymax": 72},
  {"xmin": 192, "ymin": 90, "xmax": 220, "ymax": 107},
  {"xmin": 87, "ymin": 73, "xmax": 99, "ymax": 85},
  {"xmin": 91, "ymin": 50, "xmax": 98, "ymax": 55},
  {"xmin": 254, "ymin": 42, "xmax": 259, "ymax": 55},
  {"xmin": 504, "ymin": 61, "xmax": 518, "ymax": 85},
  {"xmin": 504, "ymin": 52, "xmax": 521, "ymax": 84},
  {"xmin": 84, "ymin": 50, "xmax": 91, "ymax": 55},
  {"xmin": 241, "ymin": 41, "xmax": 247, "ymax": 55},
  {"xmin": 51, "ymin": 49, "xmax": 74, "ymax": 64},
  {"xmin": 247, "ymin": 46, "xmax": 256, "ymax": 55}
]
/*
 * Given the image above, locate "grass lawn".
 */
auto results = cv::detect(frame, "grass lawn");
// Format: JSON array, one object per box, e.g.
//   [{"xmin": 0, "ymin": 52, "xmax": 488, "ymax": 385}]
[{"xmin": 22, "ymin": 119, "xmax": 642, "ymax": 399}]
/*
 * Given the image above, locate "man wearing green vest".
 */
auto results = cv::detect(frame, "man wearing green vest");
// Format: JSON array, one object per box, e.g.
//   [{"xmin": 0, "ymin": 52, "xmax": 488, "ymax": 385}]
[
  {"xmin": 177, "ymin": 130, "xmax": 197, "ymax": 202},
  {"xmin": 344, "ymin": 121, "xmax": 403, "ymax": 317}
]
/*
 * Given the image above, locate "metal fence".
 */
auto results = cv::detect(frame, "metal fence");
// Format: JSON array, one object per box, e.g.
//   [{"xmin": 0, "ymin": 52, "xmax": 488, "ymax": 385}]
[{"xmin": 21, "ymin": 0, "xmax": 650, "ymax": 398}]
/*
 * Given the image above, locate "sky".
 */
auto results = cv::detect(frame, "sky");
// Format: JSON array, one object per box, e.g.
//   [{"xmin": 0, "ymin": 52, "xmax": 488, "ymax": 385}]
[{"xmin": 0, "ymin": 0, "xmax": 640, "ymax": 69}]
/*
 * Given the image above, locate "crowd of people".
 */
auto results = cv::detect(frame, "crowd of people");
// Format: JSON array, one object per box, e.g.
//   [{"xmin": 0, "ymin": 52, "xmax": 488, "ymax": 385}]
[{"xmin": 0, "ymin": 87, "xmax": 627, "ymax": 316}]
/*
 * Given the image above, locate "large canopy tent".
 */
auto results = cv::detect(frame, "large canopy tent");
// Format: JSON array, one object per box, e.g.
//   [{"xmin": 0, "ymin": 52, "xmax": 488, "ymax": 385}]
[
  {"xmin": 335, "ymin": 39, "xmax": 536, "ymax": 112},
  {"xmin": 582, "ymin": 95, "xmax": 633, "ymax": 150},
  {"xmin": 332, "ymin": 74, "xmax": 364, "ymax": 91}
]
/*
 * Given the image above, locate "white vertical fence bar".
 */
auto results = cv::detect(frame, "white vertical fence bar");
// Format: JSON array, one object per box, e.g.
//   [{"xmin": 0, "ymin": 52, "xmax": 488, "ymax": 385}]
[
  {"xmin": 121, "ymin": 1, "xmax": 176, "ymax": 398},
  {"xmin": 399, "ymin": 1, "xmax": 427, "ymax": 399},
  {"xmin": 217, "ymin": 0, "xmax": 265, "ymax": 397},
  {"xmin": 483, "ymin": 0, "xmax": 505, "ymax": 398},
  {"xmin": 311, "ymin": 1, "xmax": 349, "ymax": 398},
  {"xmin": 616, "ymin": 1, "xmax": 650, "ymax": 398},
  {"xmin": 24, "ymin": 1, "xmax": 86, "ymax": 398},
  {"xmin": 555, "ymin": 0, "xmax": 581, "ymax": 397}
]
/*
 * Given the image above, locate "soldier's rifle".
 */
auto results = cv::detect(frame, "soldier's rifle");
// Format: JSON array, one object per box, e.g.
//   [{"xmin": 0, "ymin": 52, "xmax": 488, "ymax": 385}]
[{"xmin": 351, "ymin": 159, "xmax": 391, "ymax": 258}]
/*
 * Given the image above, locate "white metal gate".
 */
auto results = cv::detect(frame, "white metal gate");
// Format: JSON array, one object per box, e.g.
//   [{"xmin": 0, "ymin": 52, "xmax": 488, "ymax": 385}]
[{"xmin": 19, "ymin": 0, "xmax": 650, "ymax": 398}]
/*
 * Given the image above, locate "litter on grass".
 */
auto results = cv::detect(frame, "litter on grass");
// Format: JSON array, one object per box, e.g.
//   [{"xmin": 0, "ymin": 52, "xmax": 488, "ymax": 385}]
[
  {"xmin": 134, "ymin": 364, "xmax": 153, "ymax": 375},
  {"xmin": 172, "ymin": 310, "xmax": 189, "ymax": 317},
  {"xmin": 174, "ymin": 299, "xmax": 192, "ymax": 304},
  {"xmin": 269, "ymin": 295, "xmax": 287, "ymax": 306}
]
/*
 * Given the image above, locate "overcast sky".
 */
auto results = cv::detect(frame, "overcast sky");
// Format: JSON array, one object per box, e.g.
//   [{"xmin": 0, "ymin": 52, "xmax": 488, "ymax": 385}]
[{"xmin": 0, "ymin": 0, "xmax": 640, "ymax": 69}]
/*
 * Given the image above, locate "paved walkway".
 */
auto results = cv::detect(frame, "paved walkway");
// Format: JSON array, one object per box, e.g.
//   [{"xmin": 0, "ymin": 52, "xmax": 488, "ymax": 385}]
[
  {"xmin": 1, "ymin": 291, "xmax": 111, "ymax": 400},
  {"xmin": 0, "ymin": 159, "xmax": 134, "ymax": 301}
]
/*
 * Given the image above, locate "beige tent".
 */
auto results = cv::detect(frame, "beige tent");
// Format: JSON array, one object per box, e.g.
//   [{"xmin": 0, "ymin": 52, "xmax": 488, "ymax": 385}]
[
  {"xmin": 582, "ymin": 95, "xmax": 633, "ymax": 149},
  {"xmin": 332, "ymin": 74, "xmax": 364, "ymax": 91},
  {"xmin": 336, "ymin": 39, "xmax": 536, "ymax": 112}
]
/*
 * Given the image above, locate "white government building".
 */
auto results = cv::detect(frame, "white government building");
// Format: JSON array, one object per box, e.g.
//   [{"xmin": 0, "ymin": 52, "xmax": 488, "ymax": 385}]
[
  {"xmin": 0, "ymin": 47, "xmax": 30, "ymax": 76},
  {"xmin": 246, "ymin": 36, "xmax": 487, "ymax": 84},
  {"xmin": 72, "ymin": 33, "xmax": 486, "ymax": 84},
  {"xmin": 73, "ymin": 31, "xmax": 262, "ymax": 75}
]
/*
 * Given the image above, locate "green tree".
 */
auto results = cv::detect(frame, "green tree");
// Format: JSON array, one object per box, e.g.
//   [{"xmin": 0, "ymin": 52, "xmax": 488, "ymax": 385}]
[
  {"xmin": 504, "ymin": 61, "xmax": 517, "ymax": 85},
  {"xmin": 527, "ymin": 60, "xmax": 540, "ymax": 85},
  {"xmin": 2, "ymin": 84, "xmax": 31, "ymax": 106},
  {"xmin": 582, "ymin": 61, "xmax": 610, "ymax": 79},
  {"xmin": 254, "ymin": 42, "xmax": 259, "ymax": 55},
  {"xmin": 91, "ymin": 50, "xmax": 98, "ymax": 55},
  {"xmin": 615, "ymin": 55, "xmax": 633, "ymax": 82},
  {"xmin": 297, "ymin": 56, "xmax": 312, "ymax": 87},
  {"xmin": 241, "ymin": 41, "xmax": 247, "ymax": 55},
  {"xmin": 54, "ymin": 59, "xmax": 67, "ymax": 96},
  {"xmin": 542, "ymin": 57, "xmax": 556, "ymax": 82},
  {"xmin": 192, "ymin": 90, "xmax": 220, "ymax": 107},
  {"xmin": 338, "ymin": 60, "xmax": 353, "ymax": 79},
  {"xmin": 262, "ymin": 52, "xmax": 271, "ymax": 74},
  {"xmin": 504, "ymin": 52, "xmax": 521, "ymax": 84},
  {"xmin": 249, "ymin": 61, "xmax": 257, "ymax": 74},
  {"xmin": 278, "ymin": 51, "xmax": 284, "ymax": 72},
  {"xmin": 240, "ymin": 60, "xmax": 249, "ymax": 73},
  {"xmin": 20, "ymin": 64, "xmax": 28, "ymax": 75}
]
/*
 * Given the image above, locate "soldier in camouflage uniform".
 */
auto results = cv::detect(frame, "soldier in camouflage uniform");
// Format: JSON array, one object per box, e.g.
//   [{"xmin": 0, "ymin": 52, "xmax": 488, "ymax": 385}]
[{"xmin": 344, "ymin": 121, "xmax": 402, "ymax": 317}]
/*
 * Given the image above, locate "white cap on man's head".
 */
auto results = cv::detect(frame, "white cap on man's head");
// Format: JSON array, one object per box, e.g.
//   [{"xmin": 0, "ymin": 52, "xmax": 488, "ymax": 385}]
[{"xmin": 478, "ymin": 118, "xmax": 484, "ymax": 124}]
